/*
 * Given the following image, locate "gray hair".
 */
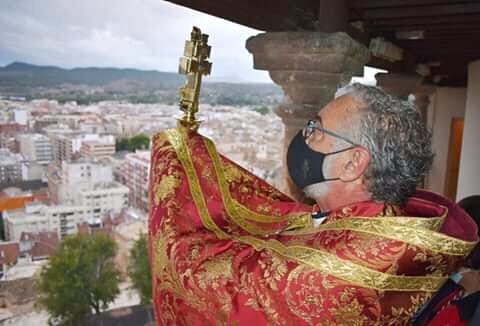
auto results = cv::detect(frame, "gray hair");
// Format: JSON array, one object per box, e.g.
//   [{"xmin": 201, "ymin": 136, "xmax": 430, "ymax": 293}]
[{"xmin": 336, "ymin": 83, "xmax": 434, "ymax": 205}]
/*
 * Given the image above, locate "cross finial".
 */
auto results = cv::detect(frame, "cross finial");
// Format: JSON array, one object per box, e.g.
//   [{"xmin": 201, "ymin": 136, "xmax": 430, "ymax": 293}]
[{"xmin": 177, "ymin": 26, "xmax": 212, "ymax": 131}]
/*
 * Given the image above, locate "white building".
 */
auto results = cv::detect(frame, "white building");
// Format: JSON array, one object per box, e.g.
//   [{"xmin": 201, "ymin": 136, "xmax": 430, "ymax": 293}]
[
  {"xmin": 47, "ymin": 159, "xmax": 129, "ymax": 218},
  {"xmin": 4, "ymin": 203, "xmax": 88, "ymax": 241},
  {"xmin": 0, "ymin": 148, "xmax": 23, "ymax": 184},
  {"xmin": 13, "ymin": 109, "xmax": 28, "ymax": 125},
  {"xmin": 21, "ymin": 161, "xmax": 45, "ymax": 181},
  {"xmin": 18, "ymin": 133, "xmax": 53, "ymax": 164},
  {"xmin": 80, "ymin": 135, "xmax": 115, "ymax": 160},
  {"xmin": 49, "ymin": 131, "xmax": 75, "ymax": 162},
  {"xmin": 49, "ymin": 132, "xmax": 115, "ymax": 162},
  {"xmin": 116, "ymin": 151, "xmax": 150, "ymax": 212},
  {"xmin": 75, "ymin": 183, "xmax": 129, "ymax": 219}
]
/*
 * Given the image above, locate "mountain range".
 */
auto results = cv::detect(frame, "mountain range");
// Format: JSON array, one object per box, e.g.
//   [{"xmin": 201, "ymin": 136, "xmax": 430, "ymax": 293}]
[
  {"xmin": 0, "ymin": 62, "xmax": 282, "ymax": 106},
  {"xmin": 0, "ymin": 62, "xmax": 185, "ymax": 90}
]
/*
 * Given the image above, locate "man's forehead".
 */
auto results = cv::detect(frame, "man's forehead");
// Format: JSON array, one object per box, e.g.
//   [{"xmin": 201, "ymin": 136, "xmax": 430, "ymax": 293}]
[{"xmin": 317, "ymin": 94, "xmax": 363, "ymax": 120}]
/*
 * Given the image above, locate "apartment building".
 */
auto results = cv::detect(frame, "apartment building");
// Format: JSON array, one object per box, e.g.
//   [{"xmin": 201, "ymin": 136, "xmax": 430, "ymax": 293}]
[
  {"xmin": 4, "ymin": 203, "xmax": 87, "ymax": 241},
  {"xmin": 47, "ymin": 159, "xmax": 129, "ymax": 217},
  {"xmin": 79, "ymin": 135, "xmax": 115, "ymax": 160},
  {"xmin": 18, "ymin": 133, "xmax": 53, "ymax": 164},
  {"xmin": 116, "ymin": 151, "xmax": 150, "ymax": 212},
  {"xmin": 0, "ymin": 149, "xmax": 23, "ymax": 184},
  {"xmin": 50, "ymin": 132, "xmax": 115, "ymax": 162}
]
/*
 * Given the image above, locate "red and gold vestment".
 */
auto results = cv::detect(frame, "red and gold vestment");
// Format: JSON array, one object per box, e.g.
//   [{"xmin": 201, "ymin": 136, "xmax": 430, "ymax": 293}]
[{"xmin": 149, "ymin": 128, "xmax": 478, "ymax": 325}]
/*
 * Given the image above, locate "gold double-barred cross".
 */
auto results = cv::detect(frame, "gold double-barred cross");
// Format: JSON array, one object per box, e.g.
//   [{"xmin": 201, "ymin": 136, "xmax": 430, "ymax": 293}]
[{"xmin": 178, "ymin": 26, "xmax": 212, "ymax": 131}]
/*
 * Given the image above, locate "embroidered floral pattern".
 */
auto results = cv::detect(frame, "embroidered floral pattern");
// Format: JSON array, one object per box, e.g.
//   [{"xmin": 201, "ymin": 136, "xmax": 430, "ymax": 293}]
[{"xmin": 149, "ymin": 129, "xmax": 476, "ymax": 325}]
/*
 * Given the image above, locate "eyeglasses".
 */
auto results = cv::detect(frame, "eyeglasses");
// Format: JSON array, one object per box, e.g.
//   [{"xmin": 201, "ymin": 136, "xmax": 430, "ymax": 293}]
[{"xmin": 303, "ymin": 119, "xmax": 356, "ymax": 145}]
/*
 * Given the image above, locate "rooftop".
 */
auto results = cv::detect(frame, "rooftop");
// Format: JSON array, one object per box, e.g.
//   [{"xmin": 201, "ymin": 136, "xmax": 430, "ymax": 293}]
[{"xmin": 0, "ymin": 241, "xmax": 20, "ymax": 265}]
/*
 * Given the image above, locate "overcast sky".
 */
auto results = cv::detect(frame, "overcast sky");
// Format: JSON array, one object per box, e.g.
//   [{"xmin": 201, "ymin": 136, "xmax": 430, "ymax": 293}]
[{"xmin": 0, "ymin": 0, "xmax": 379, "ymax": 83}]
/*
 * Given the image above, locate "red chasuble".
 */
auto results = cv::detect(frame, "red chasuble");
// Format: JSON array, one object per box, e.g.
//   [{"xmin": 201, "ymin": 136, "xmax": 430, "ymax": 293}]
[{"xmin": 149, "ymin": 128, "xmax": 478, "ymax": 325}]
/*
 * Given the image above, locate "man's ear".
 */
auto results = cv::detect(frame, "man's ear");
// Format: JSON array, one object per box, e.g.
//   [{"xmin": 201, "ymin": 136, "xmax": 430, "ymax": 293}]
[{"xmin": 340, "ymin": 147, "xmax": 371, "ymax": 182}]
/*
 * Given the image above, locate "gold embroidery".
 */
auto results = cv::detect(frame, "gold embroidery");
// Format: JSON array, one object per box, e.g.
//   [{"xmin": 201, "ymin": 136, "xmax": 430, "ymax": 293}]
[
  {"xmin": 165, "ymin": 128, "xmax": 450, "ymax": 292},
  {"xmin": 154, "ymin": 174, "xmax": 180, "ymax": 205},
  {"xmin": 242, "ymin": 235, "xmax": 447, "ymax": 292},
  {"xmin": 283, "ymin": 217, "xmax": 476, "ymax": 256},
  {"xmin": 384, "ymin": 216, "xmax": 445, "ymax": 231},
  {"xmin": 153, "ymin": 233, "xmax": 188, "ymax": 299},
  {"xmin": 196, "ymin": 252, "xmax": 234, "ymax": 290},
  {"xmin": 259, "ymin": 251, "xmax": 288, "ymax": 291},
  {"xmin": 204, "ymin": 136, "xmax": 311, "ymax": 234},
  {"xmin": 329, "ymin": 288, "xmax": 369, "ymax": 325},
  {"xmin": 239, "ymin": 265, "xmax": 262, "ymax": 311},
  {"xmin": 223, "ymin": 161, "xmax": 247, "ymax": 183},
  {"xmin": 165, "ymin": 128, "xmax": 229, "ymax": 240},
  {"xmin": 383, "ymin": 293, "xmax": 432, "ymax": 325},
  {"xmin": 412, "ymin": 246, "xmax": 449, "ymax": 276},
  {"xmin": 285, "ymin": 265, "xmax": 327, "ymax": 322}
]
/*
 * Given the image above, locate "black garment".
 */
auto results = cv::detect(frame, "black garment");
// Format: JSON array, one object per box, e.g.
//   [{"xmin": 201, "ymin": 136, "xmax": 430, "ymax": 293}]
[
  {"xmin": 455, "ymin": 291, "xmax": 480, "ymax": 325},
  {"xmin": 411, "ymin": 279, "xmax": 463, "ymax": 326}
]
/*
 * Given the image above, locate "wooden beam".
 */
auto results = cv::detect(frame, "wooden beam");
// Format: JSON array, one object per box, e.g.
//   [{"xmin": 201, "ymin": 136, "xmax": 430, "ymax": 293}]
[
  {"xmin": 357, "ymin": 3, "xmax": 480, "ymax": 19},
  {"xmin": 368, "ymin": 22, "xmax": 480, "ymax": 32},
  {"xmin": 365, "ymin": 13, "xmax": 480, "ymax": 26},
  {"xmin": 350, "ymin": 0, "xmax": 474, "ymax": 10},
  {"xmin": 317, "ymin": 0, "xmax": 348, "ymax": 32},
  {"xmin": 398, "ymin": 39, "xmax": 480, "ymax": 48},
  {"xmin": 366, "ymin": 56, "xmax": 406, "ymax": 72},
  {"xmin": 164, "ymin": 0, "xmax": 319, "ymax": 31}
]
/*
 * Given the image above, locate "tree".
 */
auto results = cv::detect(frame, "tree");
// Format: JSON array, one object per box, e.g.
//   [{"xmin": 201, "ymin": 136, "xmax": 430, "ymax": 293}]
[
  {"xmin": 129, "ymin": 134, "xmax": 150, "ymax": 151},
  {"xmin": 128, "ymin": 233, "xmax": 152, "ymax": 305},
  {"xmin": 115, "ymin": 134, "xmax": 150, "ymax": 152},
  {"xmin": 36, "ymin": 233, "xmax": 121, "ymax": 326},
  {"xmin": 253, "ymin": 106, "xmax": 270, "ymax": 115},
  {"xmin": 115, "ymin": 138, "xmax": 130, "ymax": 152}
]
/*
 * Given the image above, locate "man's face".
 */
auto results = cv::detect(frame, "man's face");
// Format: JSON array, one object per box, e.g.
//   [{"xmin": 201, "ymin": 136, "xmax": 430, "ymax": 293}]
[
  {"xmin": 306, "ymin": 94, "xmax": 361, "ymax": 154},
  {"xmin": 302, "ymin": 94, "xmax": 366, "ymax": 202}
]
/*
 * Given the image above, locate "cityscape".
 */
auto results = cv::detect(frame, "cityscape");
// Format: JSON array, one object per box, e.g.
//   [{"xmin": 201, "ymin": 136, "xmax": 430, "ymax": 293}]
[
  {"xmin": 3, "ymin": 0, "xmax": 480, "ymax": 324},
  {"xmin": 0, "ymin": 95, "xmax": 285, "ymax": 324}
]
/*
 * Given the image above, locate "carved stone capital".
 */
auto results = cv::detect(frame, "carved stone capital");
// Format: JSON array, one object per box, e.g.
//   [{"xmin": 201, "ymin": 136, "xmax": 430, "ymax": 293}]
[{"xmin": 246, "ymin": 31, "xmax": 369, "ymax": 109}]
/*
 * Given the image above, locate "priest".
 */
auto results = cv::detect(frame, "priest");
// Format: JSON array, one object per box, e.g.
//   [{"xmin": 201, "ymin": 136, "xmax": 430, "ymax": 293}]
[{"xmin": 149, "ymin": 82, "xmax": 478, "ymax": 325}]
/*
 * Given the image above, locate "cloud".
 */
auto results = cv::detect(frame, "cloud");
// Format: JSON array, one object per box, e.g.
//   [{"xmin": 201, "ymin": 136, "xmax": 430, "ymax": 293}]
[{"xmin": 0, "ymin": 0, "xmax": 271, "ymax": 82}]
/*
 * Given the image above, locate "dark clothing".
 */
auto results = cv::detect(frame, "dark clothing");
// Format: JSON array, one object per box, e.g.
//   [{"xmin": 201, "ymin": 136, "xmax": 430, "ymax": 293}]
[
  {"xmin": 419, "ymin": 291, "xmax": 480, "ymax": 326},
  {"xmin": 412, "ymin": 279, "xmax": 464, "ymax": 325}
]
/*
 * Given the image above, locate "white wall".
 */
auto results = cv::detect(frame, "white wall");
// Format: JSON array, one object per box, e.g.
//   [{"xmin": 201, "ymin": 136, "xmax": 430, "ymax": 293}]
[
  {"xmin": 13, "ymin": 109, "xmax": 28, "ymax": 125},
  {"xmin": 457, "ymin": 60, "xmax": 480, "ymax": 201},
  {"xmin": 427, "ymin": 87, "xmax": 467, "ymax": 195}
]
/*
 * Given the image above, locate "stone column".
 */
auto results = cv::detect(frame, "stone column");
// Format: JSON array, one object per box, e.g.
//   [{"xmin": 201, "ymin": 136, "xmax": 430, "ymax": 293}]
[
  {"xmin": 457, "ymin": 59, "xmax": 480, "ymax": 201},
  {"xmin": 246, "ymin": 32, "xmax": 369, "ymax": 197}
]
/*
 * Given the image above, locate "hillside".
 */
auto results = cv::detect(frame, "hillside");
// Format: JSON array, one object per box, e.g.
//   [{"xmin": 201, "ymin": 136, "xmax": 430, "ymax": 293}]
[{"xmin": 0, "ymin": 62, "xmax": 282, "ymax": 106}]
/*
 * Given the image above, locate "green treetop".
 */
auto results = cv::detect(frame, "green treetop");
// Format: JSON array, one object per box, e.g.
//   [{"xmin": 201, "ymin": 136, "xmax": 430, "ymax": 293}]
[
  {"xmin": 36, "ymin": 233, "xmax": 121, "ymax": 326},
  {"xmin": 128, "ymin": 233, "xmax": 152, "ymax": 306}
]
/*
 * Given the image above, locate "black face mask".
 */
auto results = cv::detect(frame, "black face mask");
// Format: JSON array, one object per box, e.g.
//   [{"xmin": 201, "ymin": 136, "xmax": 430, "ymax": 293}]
[{"xmin": 286, "ymin": 131, "xmax": 354, "ymax": 190}]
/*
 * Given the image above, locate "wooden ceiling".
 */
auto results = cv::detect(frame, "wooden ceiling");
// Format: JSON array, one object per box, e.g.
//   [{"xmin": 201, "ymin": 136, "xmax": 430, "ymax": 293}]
[{"xmin": 166, "ymin": 0, "xmax": 480, "ymax": 86}]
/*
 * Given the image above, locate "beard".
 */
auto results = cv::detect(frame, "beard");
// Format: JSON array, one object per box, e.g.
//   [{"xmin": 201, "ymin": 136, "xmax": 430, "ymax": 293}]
[
  {"xmin": 302, "ymin": 154, "xmax": 335, "ymax": 200},
  {"xmin": 303, "ymin": 182, "xmax": 330, "ymax": 199}
]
